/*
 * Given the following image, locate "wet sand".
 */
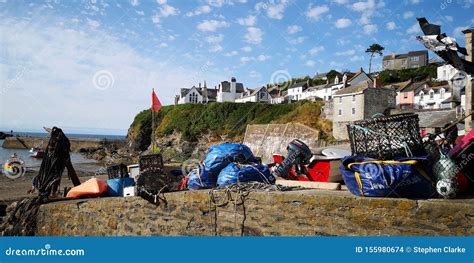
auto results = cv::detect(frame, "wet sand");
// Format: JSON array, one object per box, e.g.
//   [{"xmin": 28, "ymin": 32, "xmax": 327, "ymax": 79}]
[{"xmin": 0, "ymin": 162, "xmax": 108, "ymax": 203}]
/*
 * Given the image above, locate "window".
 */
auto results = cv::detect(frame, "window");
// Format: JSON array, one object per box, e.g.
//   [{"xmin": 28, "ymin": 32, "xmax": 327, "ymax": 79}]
[
  {"xmin": 429, "ymin": 91, "xmax": 434, "ymax": 99},
  {"xmin": 440, "ymin": 89, "xmax": 445, "ymax": 99},
  {"xmin": 339, "ymin": 97, "xmax": 342, "ymax": 104},
  {"xmin": 352, "ymin": 95, "xmax": 356, "ymax": 102},
  {"xmin": 338, "ymin": 109, "xmax": 342, "ymax": 116},
  {"xmin": 411, "ymin": 56, "xmax": 419, "ymax": 62},
  {"xmin": 352, "ymin": 108, "xmax": 355, "ymax": 115},
  {"xmin": 328, "ymin": 96, "xmax": 331, "ymax": 100},
  {"xmin": 420, "ymin": 92, "xmax": 424, "ymax": 101},
  {"xmin": 404, "ymin": 92, "xmax": 408, "ymax": 99}
]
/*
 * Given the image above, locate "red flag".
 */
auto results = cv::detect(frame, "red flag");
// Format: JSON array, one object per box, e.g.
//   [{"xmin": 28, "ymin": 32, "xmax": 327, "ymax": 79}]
[{"xmin": 152, "ymin": 89, "xmax": 162, "ymax": 112}]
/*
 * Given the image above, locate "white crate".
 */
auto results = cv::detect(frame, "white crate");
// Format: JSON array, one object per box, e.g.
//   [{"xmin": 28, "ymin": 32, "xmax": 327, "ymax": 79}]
[{"xmin": 123, "ymin": 186, "xmax": 136, "ymax": 197}]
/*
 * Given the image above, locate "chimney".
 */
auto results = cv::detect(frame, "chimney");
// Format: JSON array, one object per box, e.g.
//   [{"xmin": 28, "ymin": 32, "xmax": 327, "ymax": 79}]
[
  {"xmin": 373, "ymin": 77, "xmax": 381, "ymax": 88},
  {"xmin": 204, "ymin": 80, "xmax": 207, "ymax": 88},
  {"xmin": 199, "ymin": 82, "xmax": 201, "ymax": 88},
  {"xmin": 391, "ymin": 52, "xmax": 396, "ymax": 59},
  {"xmin": 462, "ymin": 28, "xmax": 473, "ymax": 132}
]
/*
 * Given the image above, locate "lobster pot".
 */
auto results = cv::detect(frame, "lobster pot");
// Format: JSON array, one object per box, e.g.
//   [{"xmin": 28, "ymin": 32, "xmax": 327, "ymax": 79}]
[
  {"xmin": 139, "ymin": 154, "xmax": 164, "ymax": 172},
  {"xmin": 347, "ymin": 113, "xmax": 425, "ymax": 160},
  {"xmin": 432, "ymin": 155, "xmax": 459, "ymax": 180},
  {"xmin": 107, "ymin": 164, "xmax": 129, "ymax": 179}
]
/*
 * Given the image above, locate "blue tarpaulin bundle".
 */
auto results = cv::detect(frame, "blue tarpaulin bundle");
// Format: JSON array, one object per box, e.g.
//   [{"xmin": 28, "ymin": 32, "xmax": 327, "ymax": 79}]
[
  {"xmin": 217, "ymin": 163, "xmax": 275, "ymax": 187},
  {"xmin": 187, "ymin": 143, "xmax": 268, "ymax": 189},
  {"xmin": 340, "ymin": 156, "xmax": 436, "ymax": 198}
]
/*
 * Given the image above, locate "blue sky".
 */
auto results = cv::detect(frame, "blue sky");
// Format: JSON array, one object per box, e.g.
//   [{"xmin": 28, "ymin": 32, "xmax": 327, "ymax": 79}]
[{"xmin": 0, "ymin": 0, "xmax": 473, "ymax": 135}]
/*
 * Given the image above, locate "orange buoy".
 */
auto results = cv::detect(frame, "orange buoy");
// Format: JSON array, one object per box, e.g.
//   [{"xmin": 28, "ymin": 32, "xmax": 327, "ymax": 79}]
[{"xmin": 66, "ymin": 178, "xmax": 108, "ymax": 198}]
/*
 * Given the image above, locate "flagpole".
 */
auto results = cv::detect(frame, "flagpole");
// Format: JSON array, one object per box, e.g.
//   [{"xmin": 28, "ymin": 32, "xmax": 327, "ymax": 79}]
[{"xmin": 152, "ymin": 88, "xmax": 155, "ymax": 152}]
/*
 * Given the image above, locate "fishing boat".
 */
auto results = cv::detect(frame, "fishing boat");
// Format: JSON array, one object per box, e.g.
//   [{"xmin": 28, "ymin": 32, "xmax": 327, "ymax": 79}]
[{"xmin": 30, "ymin": 147, "xmax": 44, "ymax": 158}]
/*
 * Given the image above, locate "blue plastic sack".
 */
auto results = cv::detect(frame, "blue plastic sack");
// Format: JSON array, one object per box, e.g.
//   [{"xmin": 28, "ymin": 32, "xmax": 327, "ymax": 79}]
[
  {"xmin": 187, "ymin": 168, "xmax": 218, "ymax": 190},
  {"xmin": 217, "ymin": 163, "xmax": 275, "ymax": 187},
  {"xmin": 203, "ymin": 143, "xmax": 259, "ymax": 177},
  {"xmin": 340, "ymin": 156, "xmax": 435, "ymax": 198},
  {"xmin": 107, "ymin": 178, "xmax": 135, "ymax": 197}
]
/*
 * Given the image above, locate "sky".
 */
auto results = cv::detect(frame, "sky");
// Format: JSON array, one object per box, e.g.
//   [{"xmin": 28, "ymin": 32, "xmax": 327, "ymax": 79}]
[{"xmin": 0, "ymin": 0, "xmax": 473, "ymax": 135}]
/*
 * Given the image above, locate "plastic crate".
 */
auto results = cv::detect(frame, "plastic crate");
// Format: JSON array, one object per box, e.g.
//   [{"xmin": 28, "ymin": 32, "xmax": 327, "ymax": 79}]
[
  {"xmin": 106, "ymin": 164, "xmax": 129, "ymax": 179},
  {"xmin": 139, "ymin": 154, "xmax": 164, "ymax": 172},
  {"xmin": 347, "ymin": 113, "xmax": 425, "ymax": 160}
]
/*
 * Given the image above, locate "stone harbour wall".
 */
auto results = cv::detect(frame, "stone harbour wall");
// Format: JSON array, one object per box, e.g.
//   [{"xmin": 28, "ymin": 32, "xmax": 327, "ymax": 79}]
[{"xmin": 35, "ymin": 190, "xmax": 474, "ymax": 236}]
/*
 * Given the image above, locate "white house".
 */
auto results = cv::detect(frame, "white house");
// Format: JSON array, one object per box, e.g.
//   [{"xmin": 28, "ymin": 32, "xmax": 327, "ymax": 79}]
[
  {"xmin": 175, "ymin": 82, "xmax": 217, "ymax": 104},
  {"xmin": 437, "ymin": 64, "xmax": 460, "ymax": 81},
  {"xmin": 414, "ymin": 84, "xmax": 452, "ymax": 110},
  {"xmin": 235, "ymin": 86, "xmax": 271, "ymax": 103},
  {"xmin": 216, "ymin": 77, "xmax": 245, "ymax": 102},
  {"xmin": 287, "ymin": 81, "xmax": 309, "ymax": 101}
]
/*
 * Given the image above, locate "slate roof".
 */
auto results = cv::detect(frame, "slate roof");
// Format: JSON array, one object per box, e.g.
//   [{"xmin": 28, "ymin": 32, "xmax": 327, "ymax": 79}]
[
  {"xmin": 417, "ymin": 110, "xmax": 457, "ymax": 128},
  {"xmin": 384, "ymin": 80, "xmax": 412, "ymax": 91},
  {"xmin": 400, "ymin": 81, "xmax": 427, "ymax": 92},
  {"xmin": 333, "ymin": 81, "xmax": 371, "ymax": 96},
  {"xmin": 288, "ymin": 81, "xmax": 309, "ymax": 91}
]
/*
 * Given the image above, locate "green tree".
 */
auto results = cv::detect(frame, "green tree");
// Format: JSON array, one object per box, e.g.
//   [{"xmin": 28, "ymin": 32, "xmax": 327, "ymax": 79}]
[{"xmin": 365, "ymin": 43, "xmax": 385, "ymax": 74}]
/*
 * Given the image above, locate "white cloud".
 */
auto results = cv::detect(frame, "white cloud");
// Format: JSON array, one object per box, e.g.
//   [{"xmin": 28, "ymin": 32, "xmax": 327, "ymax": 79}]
[
  {"xmin": 224, "ymin": 50, "xmax": 238, "ymax": 56},
  {"xmin": 244, "ymin": 27, "xmax": 263, "ymax": 44},
  {"xmin": 197, "ymin": 20, "xmax": 229, "ymax": 31},
  {"xmin": 403, "ymin": 11, "xmax": 414, "ymax": 19},
  {"xmin": 288, "ymin": 36, "xmax": 305, "ymax": 45},
  {"xmin": 257, "ymin": 54, "xmax": 271, "ymax": 61},
  {"xmin": 249, "ymin": 70, "xmax": 261, "ymax": 79},
  {"xmin": 335, "ymin": 18, "xmax": 351, "ymax": 28},
  {"xmin": 406, "ymin": 22, "xmax": 421, "ymax": 33},
  {"xmin": 151, "ymin": 3, "xmax": 179, "ymax": 24},
  {"xmin": 87, "ymin": 18, "xmax": 100, "ymax": 29},
  {"xmin": 335, "ymin": 50, "xmax": 355, "ymax": 56},
  {"xmin": 185, "ymin": 5, "xmax": 212, "ymax": 17},
  {"xmin": 237, "ymin": 15, "xmax": 257, "ymax": 26},
  {"xmin": 305, "ymin": 60, "xmax": 316, "ymax": 67},
  {"xmin": 157, "ymin": 0, "xmax": 167, "ymax": 4},
  {"xmin": 209, "ymin": 44, "xmax": 223, "ymax": 52},
  {"xmin": 256, "ymin": 0, "xmax": 289, "ymax": 20},
  {"xmin": 306, "ymin": 4, "xmax": 329, "ymax": 21},
  {"xmin": 350, "ymin": 55, "xmax": 364, "ymax": 62},
  {"xmin": 241, "ymin": 46, "xmax": 252, "ymax": 52},
  {"xmin": 409, "ymin": 0, "xmax": 420, "ymax": 4},
  {"xmin": 332, "ymin": 0, "xmax": 348, "ymax": 4},
  {"xmin": 351, "ymin": 0, "xmax": 375, "ymax": 12},
  {"xmin": 287, "ymin": 25, "xmax": 302, "ymax": 34},
  {"xmin": 309, "ymin": 46, "xmax": 325, "ymax": 56},
  {"xmin": 159, "ymin": 43, "xmax": 168, "ymax": 48},
  {"xmin": 205, "ymin": 34, "xmax": 224, "ymax": 43},
  {"xmin": 240, "ymin": 56, "xmax": 253, "ymax": 64},
  {"xmin": 445, "ymin": 16, "xmax": 453, "ymax": 22},
  {"xmin": 386, "ymin": 21, "xmax": 396, "ymax": 30},
  {"xmin": 130, "ymin": 0, "xmax": 139, "ymax": 7},
  {"xmin": 363, "ymin": 24, "xmax": 377, "ymax": 34}
]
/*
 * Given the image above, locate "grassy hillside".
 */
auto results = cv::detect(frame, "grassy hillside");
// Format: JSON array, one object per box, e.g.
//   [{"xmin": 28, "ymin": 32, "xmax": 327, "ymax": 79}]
[{"xmin": 127, "ymin": 101, "xmax": 332, "ymax": 150}]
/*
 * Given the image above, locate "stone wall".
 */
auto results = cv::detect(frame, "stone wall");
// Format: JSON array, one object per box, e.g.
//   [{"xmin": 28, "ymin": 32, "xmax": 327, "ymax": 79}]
[
  {"xmin": 243, "ymin": 123, "xmax": 325, "ymax": 163},
  {"xmin": 35, "ymin": 190, "xmax": 474, "ymax": 236},
  {"xmin": 1, "ymin": 137, "xmax": 124, "ymax": 152}
]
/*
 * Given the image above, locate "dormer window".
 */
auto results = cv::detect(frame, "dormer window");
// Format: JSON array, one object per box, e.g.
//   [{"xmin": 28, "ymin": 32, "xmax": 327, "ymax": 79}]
[
  {"xmin": 440, "ymin": 88, "xmax": 445, "ymax": 99},
  {"xmin": 420, "ymin": 92, "xmax": 424, "ymax": 101},
  {"xmin": 429, "ymin": 90, "xmax": 434, "ymax": 99}
]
